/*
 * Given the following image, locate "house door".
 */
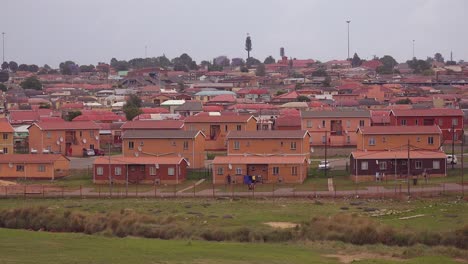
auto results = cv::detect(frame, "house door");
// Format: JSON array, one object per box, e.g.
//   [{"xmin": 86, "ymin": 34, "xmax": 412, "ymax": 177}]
[
  {"xmin": 128, "ymin": 165, "xmax": 146, "ymax": 183},
  {"xmin": 210, "ymin": 125, "xmax": 220, "ymax": 140},
  {"xmin": 398, "ymin": 160, "xmax": 408, "ymax": 178},
  {"xmin": 247, "ymin": 164, "xmax": 268, "ymax": 183}
]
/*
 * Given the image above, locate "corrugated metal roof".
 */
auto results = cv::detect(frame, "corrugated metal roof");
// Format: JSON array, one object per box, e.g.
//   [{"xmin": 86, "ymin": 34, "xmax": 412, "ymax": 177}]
[
  {"xmin": 227, "ymin": 130, "xmax": 308, "ymax": 139},
  {"xmin": 212, "ymin": 155, "xmax": 307, "ymax": 164},
  {"xmin": 122, "ymin": 130, "xmax": 203, "ymax": 139},
  {"xmin": 94, "ymin": 156, "xmax": 186, "ymax": 165},
  {"xmin": 351, "ymin": 150, "xmax": 447, "ymax": 159},
  {"xmin": 301, "ymin": 110, "xmax": 371, "ymax": 118}
]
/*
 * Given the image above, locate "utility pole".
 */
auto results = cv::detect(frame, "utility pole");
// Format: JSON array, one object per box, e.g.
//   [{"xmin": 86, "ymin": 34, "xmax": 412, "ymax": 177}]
[
  {"xmin": 461, "ymin": 131, "xmax": 464, "ymax": 197},
  {"xmin": 145, "ymin": 45, "xmax": 147, "ymax": 58},
  {"xmin": 452, "ymin": 125, "xmax": 455, "ymax": 170},
  {"xmin": 108, "ymin": 143, "xmax": 112, "ymax": 196},
  {"xmin": 412, "ymin": 40, "xmax": 415, "ymax": 59},
  {"xmin": 346, "ymin": 21, "xmax": 351, "ymax": 60},
  {"xmin": 2, "ymin": 32, "xmax": 5, "ymax": 63},
  {"xmin": 324, "ymin": 130, "xmax": 328, "ymax": 178},
  {"xmin": 407, "ymin": 139, "xmax": 410, "ymax": 196}
]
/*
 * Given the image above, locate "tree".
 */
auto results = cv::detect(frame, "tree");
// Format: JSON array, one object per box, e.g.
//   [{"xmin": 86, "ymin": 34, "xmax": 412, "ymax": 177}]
[
  {"xmin": 255, "ymin": 63, "xmax": 266, "ymax": 76},
  {"xmin": 245, "ymin": 35, "xmax": 252, "ymax": 60},
  {"xmin": 395, "ymin": 98, "xmax": 412, "ymax": 104},
  {"xmin": 0, "ymin": 71, "xmax": 8, "ymax": 83},
  {"xmin": 276, "ymin": 90, "xmax": 286, "ymax": 96},
  {"xmin": 214, "ymin": 56, "xmax": 230, "ymax": 67},
  {"xmin": 322, "ymin": 76, "xmax": 332, "ymax": 87},
  {"xmin": 246, "ymin": 57, "xmax": 261, "ymax": 67},
  {"xmin": 28, "ymin": 64, "xmax": 39, "ymax": 72},
  {"xmin": 376, "ymin": 55, "xmax": 398, "ymax": 74},
  {"xmin": 351, "ymin": 53, "xmax": 362, "ymax": 67},
  {"xmin": 79, "ymin": 64, "xmax": 95, "ymax": 72},
  {"xmin": 264, "ymin": 56, "xmax": 276, "ymax": 64},
  {"xmin": 296, "ymin": 95, "xmax": 311, "ymax": 102},
  {"xmin": 123, "ymin": 94, "xmax": 143, "ymax": 121},
  {"xmin": 280, "ymin": 47, "xmax": 285, "ymax": 57},
  {"xmin": 177, "ymin": 81, "xmax": 185, "ymax": 92},
  {"xmin": 39, "ymin": 102, "xmax": 51, "ymax": 109},
  {"xmin": 407, "ymin": 58, "xmax": 431, "ymax": 74},
  {"xmin": 0, "ymin": 83, "xmax": 7, "ymax": 91},
  {"xmin": 20, "ymin": 76, "xmax": 42, "ymax": 90},
  {"xmin": 231, "ymin": 58, "xmax": 245, "ymax": 67},
  {"xmin": 311, "ymin": 68, "xmax": 328, "ymax": 77},
  {"xmin": 240, "ymin": 66, "xmax": 249, "ymax": 73},
  {"xmin": 8, "ymin": 61, "xmax": 18, "ymax": 72},
  {"xmin": 43, "ymin": 64, "xmax": 51, "ymax": 70},
  {"xmin": 446, "ymin": 60, "xmax": 457, "ymax": 66},
  {"xmin": 18, "ymin": 64, "xmax": 29, "ymax": 71},
  {"xmin": 1, "ymin": 62, "xmax": 8, "ymax": 70},
  {"xmin": 66, "ymin": 111, "xmax": 82, "ymax": 121},
  {"xmin": 172, "ymin": 53, "xmax": 197, "ymax": 71},
  {"xmin": 59, "ymin": 61, "xmax": 79, "ymax": 75},
  {"xmin": 434, "ymin": 53, "xmax": 444, "ymax": 63}
]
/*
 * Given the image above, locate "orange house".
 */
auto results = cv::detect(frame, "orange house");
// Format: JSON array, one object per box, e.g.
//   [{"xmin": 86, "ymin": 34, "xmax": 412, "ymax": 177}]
[
  {"xmin": 184, "ymin": 114, "xmax": 257, "ymax": 151},
  {"xmin": 212, "ymin": 156, "xmax": 309, "ymax": 184},
  {"xmin": 0, "ymin": 121, "xmax": 14, "ymax": 154},
  {"xmin": 0, "ymin": 154, "xmax": 70, "ymax": 179},
  {"xmin": 301, "ymin": 110, "xmax": 371, "ymax": 146},
  {"xmin": 226, "ymin": 130, "xmax": 311, "ymax": 158},
  {"xmin": 356, "ymin": 126, "xmax": 442, "ymax": 151},
  {"xmin": 122, "ymin": 130, "xmax": 206, "ymax": 169},
  {"xmin": 28, "ymin": 121, "xmax": 101, "ymax": 157}
]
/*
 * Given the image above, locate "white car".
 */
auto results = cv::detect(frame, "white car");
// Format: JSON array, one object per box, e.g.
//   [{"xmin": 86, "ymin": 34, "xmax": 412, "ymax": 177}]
[
  {"xmin": 318, "ymin": 161, "xmax": 332, "ymax": 170},
  {"xmin": 86, "ymin": 149, "xmax": 96, "ymax": 156},
  {"xmin": 446, "ymin": 154, "xmax": 458, "ymax": 164}
]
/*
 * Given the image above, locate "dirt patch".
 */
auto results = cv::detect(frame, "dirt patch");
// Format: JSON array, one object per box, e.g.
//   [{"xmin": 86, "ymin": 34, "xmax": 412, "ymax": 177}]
[
  {"xmin": 399, "ymin": 214, "xmax": 425, "ymax": 220},
  {"xmin": 264, "ymin": 222, "xmax": 297, "ymax": 229},
  {"xmin": 0, "ymin": 180, "xmax": 16, "ymax": 186},
  {"xmin": 324, "ymin": 253, "xmax": 402, "ymax": 263}
]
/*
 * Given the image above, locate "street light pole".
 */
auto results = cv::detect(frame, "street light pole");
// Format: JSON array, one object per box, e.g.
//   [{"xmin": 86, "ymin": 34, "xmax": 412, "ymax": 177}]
[
  {"xmin": 412, "ymin": 40, "xmax": 415, "ymax": 59},
  {"xmin": 2, "ymin": 32, "xmax": 5, "ymax": 63},
  {"xmin": 346, "ymin": 21, "xmax": 351, "ymax": 60},
  {"xmin": 451, "ymin": 125, "xmax": 456, "ymax": 170}
]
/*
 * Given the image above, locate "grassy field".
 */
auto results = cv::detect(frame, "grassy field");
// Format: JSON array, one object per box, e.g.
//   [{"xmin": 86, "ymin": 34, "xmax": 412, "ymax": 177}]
[{"xmin": 0, "ymin": 228, "xmax": 464, "ymax": 264}]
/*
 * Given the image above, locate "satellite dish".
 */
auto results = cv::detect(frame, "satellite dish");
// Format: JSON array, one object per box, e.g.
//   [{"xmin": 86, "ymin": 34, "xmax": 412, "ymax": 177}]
[
  {"xmin": 95, "ymin": 136, "xmax": 99, "ymax": 141},
  {"xmin": 82, "ymin": 138, "xmax": 87, "ymax": 144},
  {"xmin": 56, "ymin": 140, "xmax": 60, "ymax": 145},
  {"xmin": 134, "ymin": 152, "xmax": 139, "ymax": 157},
  {"xmin": 137, "ymin": 146, "xmax": 142, "ymax": 152},
  {"xmin": 59, "ymin": 136, "xmax": 64, "ymax": 142},
  {"xmin": 8, "ymin": 163, "xmax": 13, "ymax": 168},
  {"xmin": 310, "ymin": 147, "xmax": 314, "ymax": 153},
  {"xmin": 228, "ymin": 164, "xmax": 232, "ymax": 170},
  {"xmin": 155, "ymin": 164, "xmax": 159, "ymax": 169}
]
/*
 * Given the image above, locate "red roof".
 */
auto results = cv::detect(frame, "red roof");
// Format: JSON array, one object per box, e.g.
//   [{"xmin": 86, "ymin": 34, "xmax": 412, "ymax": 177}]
[
  {"xmin": 121, "ymin": 120, "xmax": 184, "ymax": 130},
  {"xmin": 274, "ymin": 91, "xmax": 299, "ymax": 100},
  {"xmin": 361, "ymin": 60, "xmax": 383, "ymax": 70},
  {"xmin": 32, "ymin": 121, "xmax": 100, "ymax": 131},
  {"xmin": 94, "ymin": 156, "xmax": 186, "ymax": 165},
  {"xmin": 390, "ymin": 108, "xmax": 464, "ymax": 117},
  {"xmin": 209, "ymin": 94, "xmax": 236, "ymax": 103},
  {"xmin": 275, "ymin": 115, "xmax": 301, "ymax": 127},
  {"xmin": 357, "ymin": 125, "xmax": 441, "ymax": 135},
  {"xmin": 0, "ymin": 122, "xmax": 14, "ymax": 133},
  {"xmin": 203, "ymin": 106, "xmax": 224, "ymax": 112},
  {"xmin": 352, "ymin": 150, "xmax": 446, "ymax": 160},
  {"xmin": 213, "ymin": 155, "xmax": 307, "ymax": 165},
  {"xmin": 141, "ymin": 107, "xmax": 170, "ymax": 114},
  {"xmin": 0, "ymin": 154, "xmax": 68, "ymax": 164},
  {"xmin": 185, "ymin": 114, "xmax": 254, "ymax": 123},
  {"xmin": 61, "ymin": 103, "xmax": 84, "ymax": 110},
  {"xmin": 228, "ymin": 104, "xmax": 277, "ymax": 111},
  {"xmin": 72, "ymin": 114, "xmax": 125, "ymax": 122}
]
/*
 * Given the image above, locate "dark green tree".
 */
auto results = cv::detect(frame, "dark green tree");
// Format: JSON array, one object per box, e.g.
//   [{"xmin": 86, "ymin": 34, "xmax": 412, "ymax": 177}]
[
  {"xmin": 59, "ymin": 61, "xmax": 79, "ymax": 75},
  {"xmin": 245, "ymin": 34, "xmax": 252, "ymax": 60},
  {"xmin": 296, "ymin": 95, "xmax": 311, "ymax": 102},
  {"xmin": 280, "ymin": 47, "xmax": 285, "ymax": 57},
  {"xmin": 351, "ymin": 53, "xmax": 362, "ymax": 67},
  {"xmin": 407, "ymin": 58, "xmax": 431, "ymax": 74},
  {"xmin": 255, "ymin": 63, "xmax": 266, "ymax": 76},
  {"xmin": 275, "ymin": 90, "xmax": 286, "ymax": 96},
  {"xmin": 434, "ymin": 53, "xmax": 444, "ymax": 63},
  {"xmin": 123, "ymin": 94, "xmax": 143, "ymax": 121},
  {"xmin": 322, "ymin": 76, "xmax": 332, "ymax": 87},
  {"xmin": 28, "ymin": 64, "xmax": 39, "ymax": 72},
  {"xmin": 20, "ymin": 76, "xmax": 42, "ymax": 90},
  {"xmin": 240, "ymin": 66, "xmax": 249, "ymax": 72},
  {"xmin": 0, "ymin": 71, "xmax": 9, "ymax": 83},
  {"xmin": 230, "ymin": 58, "xmax": 245, "ymax": 67},
  {"xmin": 1, "ymin": 62, "xmax": 8, "ymax": 70},
  {"xmin": 264, "ymin": 56, "xmax": 276, "ymax": 64},
  {"xmin": 18, "ymin": 64, "xmax": 29, "ymax": 71},
  {"xmin": 376, "ymin": 55, "xmax": 398, "ymax": 74},
  {"xmin": 311, "ymin": 68, "xmax": 328, "ymax": 77},
  {"xmin": 43, "ymin": 64, "xmax": 51, "ymax": 70},
  {"xmin": 39, "ymin": 102, "xmax": 51, "ymax": 109},
  {"xmin": 79, "ymin": 64, "xmax": 95, "ymax": 72},
  {"xmin": 66, "ymin": 111, "xmax": 82, "ymax": 121},
  {"xmin": 0, "ymin": 83, "xmax": 7, "ymax": 91},
  {"xmin": 8, "ymin": 61, "xmax": 18, "ymax": 72},
  {"xmin": 246, "ymin": 57, "xmax": 261, "ymax": 67},
  {"xmin": 395, "ymin": 98, "xmax": 412, "ymax": 104}
]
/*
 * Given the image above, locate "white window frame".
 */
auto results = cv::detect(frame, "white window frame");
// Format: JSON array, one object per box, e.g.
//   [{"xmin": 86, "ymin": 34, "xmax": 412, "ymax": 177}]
[
  {"xmin": 291, "ymin": 166, "xmax": 298, "ymax": 175},
  {"xmin": 234, "ymin": 141, "xmax": 240, "ymax": 150},
  {"xmin": 273, "ymin": 167, "xmax": 279, "ymax": 175},
  {"xmin": 128, "ymin": 141, "xmax": 134, "ymax": 149},
  {"xmin": 38, "ymin": 165, "xmax": 46, "ymax": 172},
  {"xmin": 379, "ymin": 161, "xmax": 387, "ymax": 170},
  {"xmin": 115, "ymin": 167, "xmax": 122, "ymax": 176},
  {"xmin": 97, "ymin": 166, "xmax": 104, "ymax": 175},
  {"xmin": 306, "ymin": 120, "xmax": 312, "ymax": 128},
  {"xmin": 401, "ymin": 119, "xmax": 407, "ymax": 126},
  {"xmin": 433, "ymin": 160, "xmax": 440, "ymax": 169},
  {"xmin": 217, "ymin": 167, "xmax": 224, "ymax": 175},
  {"xmin": 183, "ymin": 141, "xmax": 189, "ymax": 150},
  {"xmin": 415, "ymin": 161, "xmax": 423, "ymax": 169},
  {"xmin": 428, "ymin": 137, "xmax": 434, "ymax": 145},
  {"xmin": 168, "ymin": 167, "xmax": 175, "ymax": 176},
  {"xmin": 235, "ymin": 167, "xmax": 242, "ymax": 175},
  {"xmin": 149, "ymin": 166, "xmax": 156, "ymax": 175},
  {"xmin": 361, "ymin": 161, "xmax": 368, "ymax": 170},
  {"xmin": 290, "ymin": 141, "xmax": 297, "ymax": 150},
  {"xmin": 369, "ymin": 137, "xmax": 376, "ymax": 146},
  {"xmin": 452, "ymin": 118, "xmax": 458, "ymax": 126}
]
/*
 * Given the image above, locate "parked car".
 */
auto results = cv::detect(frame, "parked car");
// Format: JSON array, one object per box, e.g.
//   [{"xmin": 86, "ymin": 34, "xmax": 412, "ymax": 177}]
[
  {"xmin": 318, "ymin": 161, "xmax": 332, "ymax": 170},
  {"xmin": 94, "ymin": 149, "xmax": 105, "ymax": 156},
  {"xmin": 446, "ymin": 154, "xmax": 458, "ymax": 164},
  {"xmin": 85, "ymin": 149, "xmax": 95, "ymax": 157}
]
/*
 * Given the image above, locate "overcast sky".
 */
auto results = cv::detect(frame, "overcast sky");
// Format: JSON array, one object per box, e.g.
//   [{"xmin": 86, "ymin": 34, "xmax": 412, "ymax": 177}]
[{"xmin": 3, "ymin": 0, "xmax": 467, "ymax": 67}]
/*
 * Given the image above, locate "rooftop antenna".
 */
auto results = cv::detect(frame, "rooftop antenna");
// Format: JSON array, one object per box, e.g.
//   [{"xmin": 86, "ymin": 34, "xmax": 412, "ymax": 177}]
[
  {"xmin": 145, "ymin": 45, "xmax": 147, "ymax": 58},
  {"xmin": 450, "ymin": 51, "xmax": 453, "ymax": 62}
]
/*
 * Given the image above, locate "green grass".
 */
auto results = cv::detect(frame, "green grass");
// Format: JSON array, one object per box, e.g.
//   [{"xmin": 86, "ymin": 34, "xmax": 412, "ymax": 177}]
[{"xmin": 0, "ymin": 228, "xmax": 464, "ymax": 264}]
